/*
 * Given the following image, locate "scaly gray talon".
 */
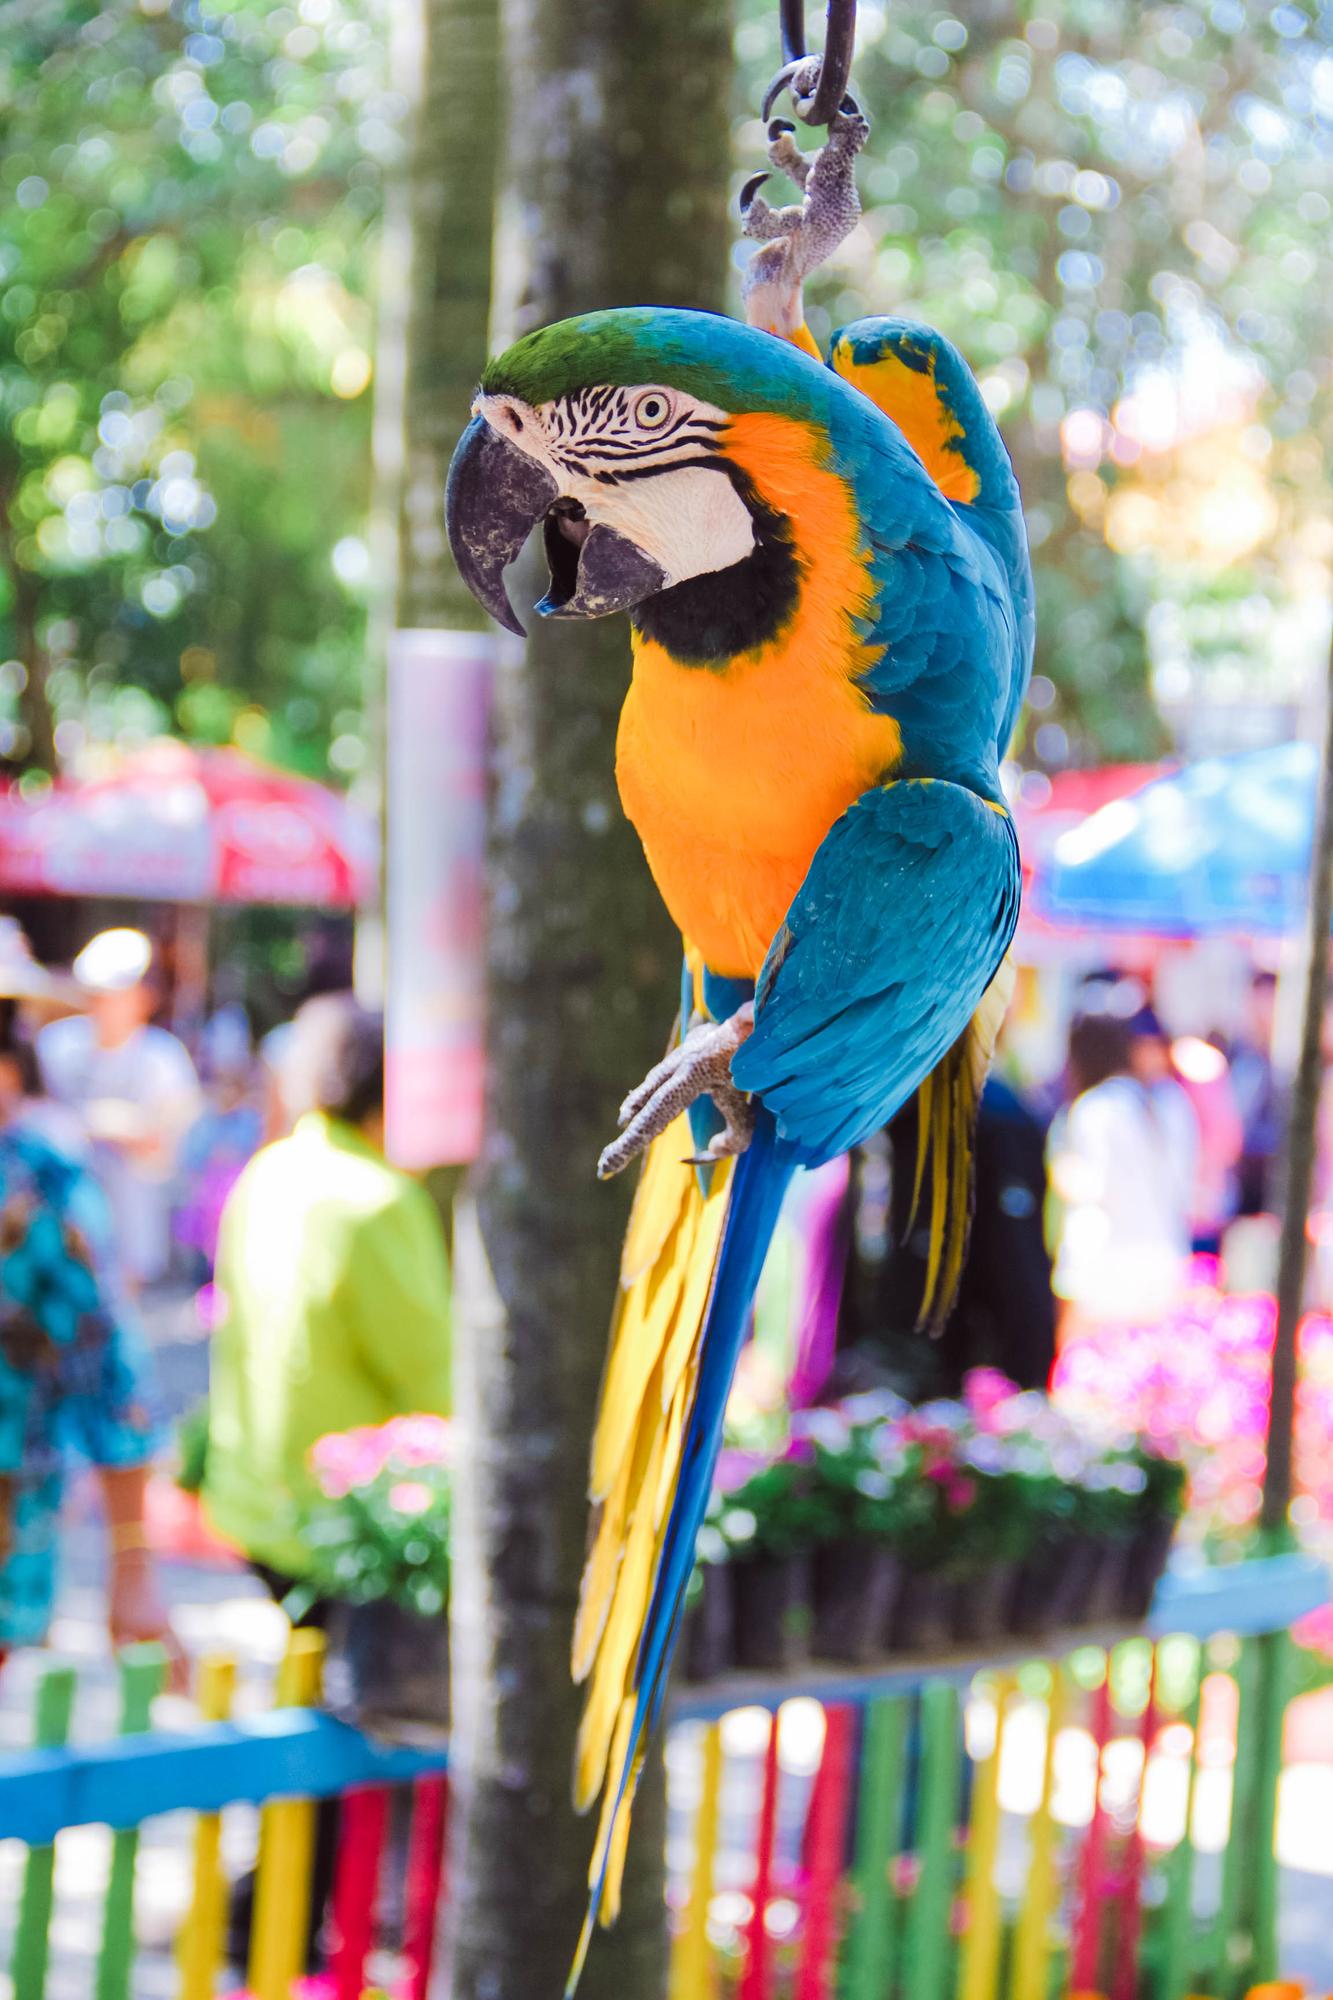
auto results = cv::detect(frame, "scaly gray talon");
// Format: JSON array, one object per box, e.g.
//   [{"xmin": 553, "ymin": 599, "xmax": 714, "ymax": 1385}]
[
  {"xmin": 741, "ymin": 190, "xmax": 804, "ymax": 243},
  {"xmin": 741, "ymin": 98, "xmax": 871, "ymax": 337},
  {"xmin": 768, "ymin": 122, "xmax": 814, "ymax": 191},
  {"xmin": 597, "ymin": 1004, "xmax": 756, "ymax": 1180}
]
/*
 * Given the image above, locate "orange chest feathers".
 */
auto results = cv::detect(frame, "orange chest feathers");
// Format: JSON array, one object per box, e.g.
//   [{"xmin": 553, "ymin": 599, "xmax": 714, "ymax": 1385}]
[{"xmin": 614, "ymin": 414, "xmax": 901, "ymax": 981}]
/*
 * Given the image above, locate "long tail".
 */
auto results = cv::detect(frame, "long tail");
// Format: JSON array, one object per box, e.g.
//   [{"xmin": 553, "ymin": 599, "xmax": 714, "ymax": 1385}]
[
  {"xmin": 908, "ymin": 954, "xmax": 1017, "ymax": 1329},
  {"xmin": 567, "ymin": 1107, "xmax": 798, "ymax": 1995}
]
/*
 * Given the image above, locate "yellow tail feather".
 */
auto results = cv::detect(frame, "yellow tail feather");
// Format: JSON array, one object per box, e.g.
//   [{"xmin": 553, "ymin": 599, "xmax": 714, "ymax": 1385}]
[
  {"xmin": 571, "ymin": 1113, "xmax": 734, "ymax": 1827},
  {"xmin": 912, "ymin": 955, "xmax": 1017, "ymax": 1331}
]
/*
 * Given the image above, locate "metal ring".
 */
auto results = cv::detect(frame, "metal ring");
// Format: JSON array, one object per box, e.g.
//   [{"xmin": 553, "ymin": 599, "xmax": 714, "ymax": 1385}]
[{"xmin": 768, "ymin": 0, "xmax": 857, "ymax": 127}]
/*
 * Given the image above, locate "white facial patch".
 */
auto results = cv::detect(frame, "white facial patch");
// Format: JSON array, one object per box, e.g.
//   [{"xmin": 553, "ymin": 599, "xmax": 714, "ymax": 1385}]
[
  {"xmin": 475, "ymin": 385, "xmax": 759, "ymax": 590},
  {"xmin": 590, "ymin": 461, "xmax": 755, "ymax": 588}
]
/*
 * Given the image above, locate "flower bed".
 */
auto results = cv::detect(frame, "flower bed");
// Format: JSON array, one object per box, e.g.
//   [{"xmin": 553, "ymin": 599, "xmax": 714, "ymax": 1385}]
[
  {"xmin": 1051, "ymin": 1275, "xmax": 1333, "ymax": 1547},
  {"xmin": 682, "ymin": 1371, "xmax": 1186, "ymax": 1680}
]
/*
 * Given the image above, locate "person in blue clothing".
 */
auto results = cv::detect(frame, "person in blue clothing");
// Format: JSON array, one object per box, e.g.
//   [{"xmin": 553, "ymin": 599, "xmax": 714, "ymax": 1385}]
[{"xmin": 0, "ymin": 1030, "xmax": 175, "ymax": 1668}]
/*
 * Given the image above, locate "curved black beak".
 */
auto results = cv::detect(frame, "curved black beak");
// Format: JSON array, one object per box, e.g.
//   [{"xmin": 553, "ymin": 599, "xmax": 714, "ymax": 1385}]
[
  {"xmin": 446, "ymin": 415, "xmax": 558, "ymax": 636},
  {"xmin": 446, "ymin": 413, "xmax": 669, "ymax": 632}
]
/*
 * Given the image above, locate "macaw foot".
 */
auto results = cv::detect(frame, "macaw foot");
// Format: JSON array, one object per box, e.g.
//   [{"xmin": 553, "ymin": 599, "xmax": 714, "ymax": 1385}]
[
  {"xmin": 597, "ymin": 1005, "xmax": 756, "ymax": 1181},
  {"xmin": 740, "ymin": 93, "xmax": 870, "ymax": 338}
]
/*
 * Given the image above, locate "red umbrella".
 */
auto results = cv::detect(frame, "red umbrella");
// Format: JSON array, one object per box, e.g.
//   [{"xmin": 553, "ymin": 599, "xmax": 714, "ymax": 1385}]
[{"xmin": 0, "ymin": 739, "xmax": 376, "ymax": 907}]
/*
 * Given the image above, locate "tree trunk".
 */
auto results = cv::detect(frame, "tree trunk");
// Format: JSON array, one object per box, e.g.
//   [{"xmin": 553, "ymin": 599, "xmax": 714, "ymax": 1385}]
[
  {"xmin": 3, "ymin": 552, "xmax": 56, "ymax": 774},
  {"xmin": 368, "ymin": 0, "xmax": 499, "ymax": 735},
  {"xmin": 447, "ymin": 3, "xmax": 733, "ymax": 1996},
  {"xmin": 1261, "ymin": 626, "xmax": 1333, "ymax": 1536},
  {"xmin": 392, "ymin": 0, "xmax": 501, "ymax": 633}
]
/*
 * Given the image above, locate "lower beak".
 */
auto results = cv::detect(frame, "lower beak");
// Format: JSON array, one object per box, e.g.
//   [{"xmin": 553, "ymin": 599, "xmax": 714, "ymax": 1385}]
[{"xmin": 446, "ymin": 416, "xmax": 668, "ymax": 634}]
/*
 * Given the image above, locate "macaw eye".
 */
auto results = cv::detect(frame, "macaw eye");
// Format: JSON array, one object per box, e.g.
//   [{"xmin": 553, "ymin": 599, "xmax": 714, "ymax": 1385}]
[{"xmin": 634, "ymin": 392, "xmax": 672, "ymax": 430}]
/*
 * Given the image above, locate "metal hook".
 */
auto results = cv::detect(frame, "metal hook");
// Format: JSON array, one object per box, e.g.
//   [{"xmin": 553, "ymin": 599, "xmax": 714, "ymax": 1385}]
[{"xmin": 764, "ymin": 0, "xmax": 857, "ymax": 127}]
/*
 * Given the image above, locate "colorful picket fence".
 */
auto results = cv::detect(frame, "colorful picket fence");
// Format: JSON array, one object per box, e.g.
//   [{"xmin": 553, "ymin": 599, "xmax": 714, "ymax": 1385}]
[
  {"xmin": 1, "ymin": 1629, "xmax": 448, "ymax": 2000},
  {"xmin": 668, "ymin": 1636, "xmax": 1284, "ymax": 2000},
  {"xmin": 0, "ymin": 1554, "xmax": 1327, "ymax": 2000}
]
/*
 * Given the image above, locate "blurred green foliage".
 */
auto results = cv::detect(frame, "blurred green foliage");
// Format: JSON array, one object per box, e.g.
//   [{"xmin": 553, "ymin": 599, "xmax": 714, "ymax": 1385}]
[
  {"xmin": 736, "ymin": 0, "xmax": 1333, "ymax": 768},
  {"xmin": 3, "ymin": 0, "xmax": 1330, "ymax": 782},
  {"xmin": 0, "ymin": 0, "xmax": 385, "ymax": 779}
]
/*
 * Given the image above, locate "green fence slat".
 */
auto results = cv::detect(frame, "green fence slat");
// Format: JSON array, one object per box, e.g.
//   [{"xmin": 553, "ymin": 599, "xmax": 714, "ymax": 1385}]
[
  {"xmin": 841, "ymin": 1697, "xmax": 907, "ymax": 2000},
  {"xmin": 903, "ymin": 1682, "xmax": 961, "ymax": 2000},
  {"xmin": 1204, "ymin": 1636, "xmax": 1261, "ymax": 2000},
  {"xmin": 1244, "ymin": 1628, "xmax": 1291, "ymax": 1986},
  {"xmin": 1157, "ymin": 1643, "xmax": 1203, "ymax": 2000},
  {"xmin": 95, "ymin": 1648, "xmax": 165, "ymax": 2000},
  {"xmin": 11, "ymin": 1664, "xmax": 77, "ymax": 2000}
]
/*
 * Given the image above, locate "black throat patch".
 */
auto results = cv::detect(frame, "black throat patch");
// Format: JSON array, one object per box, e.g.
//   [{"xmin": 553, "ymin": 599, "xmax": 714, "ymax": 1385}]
[{"xmin": 629, "ymin": 470, "xmax": 801, "ymax": 667}]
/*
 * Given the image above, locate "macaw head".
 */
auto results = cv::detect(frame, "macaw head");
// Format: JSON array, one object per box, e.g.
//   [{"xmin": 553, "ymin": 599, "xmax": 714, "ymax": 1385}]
[{"xmin": 446, "ymin": 307, "xmax": 837, "ymax": 641}]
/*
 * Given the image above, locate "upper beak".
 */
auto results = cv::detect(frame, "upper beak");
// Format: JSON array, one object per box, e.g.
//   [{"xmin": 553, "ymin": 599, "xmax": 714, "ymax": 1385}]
[
  {"xmin": 446, "ymin": 414, "xmax": 669, "ymax": 633},
  {"xmin": 446, "ymin": 415, "xmax": 557, "ymax": 636}
]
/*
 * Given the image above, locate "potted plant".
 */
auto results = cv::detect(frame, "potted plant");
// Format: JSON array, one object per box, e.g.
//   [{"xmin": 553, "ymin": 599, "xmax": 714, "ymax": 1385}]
[
  {"xmin": 798, "ymin": 1397, "xmax": 927, "ymax": 1664},
  {"xmin": 711, "ymin": 1442, "xmax": 831, "ymax": 1672},
  {"xmin": 681, "ymin": 1446, "xmax": 768, "ymax": 1682},
  {"xmin": 288, "ymin": 1414, "xmax": 453, "ymax": 1743},
  {"xmin": 1115, "ymin": 1441, "xmax": 1187, "ymax": 1617},
  {"xmin": 885, "ymin": 1386, "xmax": 1041, "ymax": 1648},
  {"xmin": 682, "ymin": 1524, "xmax": 737, "ymax": 1682}
]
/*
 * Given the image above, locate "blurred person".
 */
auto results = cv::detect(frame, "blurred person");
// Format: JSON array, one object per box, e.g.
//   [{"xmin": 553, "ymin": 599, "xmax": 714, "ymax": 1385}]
[
  {"xmin": 1047, "ymin": 1009, "xmax": 1198, "ymax": 1340},
  {"xmin": 1229, "ymin": 969, "xmax": 1283, "ymax": 1215},
  {"xmin": 176, "ymin": 1011, "xmax": 263, "ymax": 1279},
  {"xmin": 205, "ymin": 993, "xmax": 452, "ymax": 1577},
  {"xmin": 39, "ymin": 929, "xmax": 202, "ymax": 1291},
  {"xmin": 1170, "ymin": 1032, "xmax": 1243, "ymax": 1254},
  {"xmin": 0, "ymin": 1026, "xmax": 177, "ymax": 1673},
  {"xmin": 942, "ymin": 1071, "xmax": 1057, "ymax": 1388},
  {"xmin": 833, "ymin": 1071, "xmax": 1056, "ymax": 1400},
  {"xmin": 0, "ymin": 920, "xmax": 86, "ymax": 1157},
  {"xmin": 204, "ymin": 994, "xmax": 451, "ymax": 1962}
]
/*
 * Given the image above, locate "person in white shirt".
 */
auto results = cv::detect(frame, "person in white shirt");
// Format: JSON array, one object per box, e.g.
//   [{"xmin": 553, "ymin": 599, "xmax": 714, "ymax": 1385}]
[
  {"xmin": 1047, "ymin": 1007, "xmax": 1199, "ymax": 1339},
  {"xmin": 39, "ymin": 929, "xmax": 202, "ymax": 1291}
]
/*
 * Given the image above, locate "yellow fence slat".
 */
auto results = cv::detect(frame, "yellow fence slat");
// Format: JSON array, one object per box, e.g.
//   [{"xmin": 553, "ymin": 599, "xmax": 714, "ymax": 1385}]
[
  {"xmin": 177, "ymin": 1657, "xmax": 238, "ymax": 2000},
  {"xmin": 958, "ymin": 1675, "xmax": 1015, "ymax": 2000},
  {"xmin": 1010, "ymin": 1665, "xmax": 1066, "ymax": 2000},
  {"xmin": 668, "ymin": 1723, "xmax": 723, "ymax": 2000},
  {"xmin": 247, "ymin": 1630, "xmax": 325, "ymax": 2000}
]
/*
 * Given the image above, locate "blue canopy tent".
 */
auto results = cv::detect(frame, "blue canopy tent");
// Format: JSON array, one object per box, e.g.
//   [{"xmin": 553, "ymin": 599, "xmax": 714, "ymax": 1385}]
[{"xmin": 1037, "ymin": 742, "xmax": 1318, "ymax": 937}]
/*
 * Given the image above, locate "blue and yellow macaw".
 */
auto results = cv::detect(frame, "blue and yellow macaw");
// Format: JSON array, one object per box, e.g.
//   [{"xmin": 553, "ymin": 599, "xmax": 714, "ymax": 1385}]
[{"xmin": 446, "ymin": 99, "xmax": 1032, "ymax": 1991}]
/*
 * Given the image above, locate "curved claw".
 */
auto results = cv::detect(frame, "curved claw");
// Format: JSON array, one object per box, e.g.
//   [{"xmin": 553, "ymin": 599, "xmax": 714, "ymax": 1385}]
[
  {"xmin": 739, "ymin": 170, "xmax": 771, "ymax": 216},
  {"xmin": 761, "ymin": 57, "xmax": 807, "ymax": 122}
]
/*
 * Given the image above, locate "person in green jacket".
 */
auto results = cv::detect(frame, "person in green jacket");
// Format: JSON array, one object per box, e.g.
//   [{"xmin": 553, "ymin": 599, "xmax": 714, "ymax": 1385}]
[
  {"xmin": 205, "ymin": 993, "xmax": 452, "ymax": 1966},
  {"xmin": 205, "ymin": 993, "xmax": 452, "ymax": 1587}
]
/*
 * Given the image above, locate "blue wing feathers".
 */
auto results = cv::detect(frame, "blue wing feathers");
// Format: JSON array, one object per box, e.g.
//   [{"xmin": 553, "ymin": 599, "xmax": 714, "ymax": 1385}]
[
  {"xmin": 733, "ymin": 782, "xmax": 1021, "ymax": 1166},
  {"xmin": 826, "ymin": 316, "xmax": 1033, "ymax": 775}
]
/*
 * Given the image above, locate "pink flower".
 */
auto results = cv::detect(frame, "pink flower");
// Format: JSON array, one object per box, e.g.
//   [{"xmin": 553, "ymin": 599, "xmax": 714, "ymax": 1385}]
[
  {"xmin": 383, "ymin": 1414, "xmax": 454, "ymax": 1469},
  {"xmin": 963, "ymin": 1367, "xmax": 1019, "ymax": 1427},
  {"xmin": 388, "ymin": 1481, "xmax": 434, "ymax": 1516},
  {"xmin": 715, "ymin": 1448, "xmax": 769, "ymax": 1493},
  {"xmin": 780, "ymin": 1435, "xmax": 817, "ymax": 1466},
  {"xmin": 309, "ymin": 1425, "xmax": 391, "ymax": 1497}
]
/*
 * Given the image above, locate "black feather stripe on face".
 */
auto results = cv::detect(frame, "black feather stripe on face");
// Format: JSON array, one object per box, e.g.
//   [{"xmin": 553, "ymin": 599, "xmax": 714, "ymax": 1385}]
[{"xmin": 541, "ymin": 387, "xmax": 723, "ymax": 479}]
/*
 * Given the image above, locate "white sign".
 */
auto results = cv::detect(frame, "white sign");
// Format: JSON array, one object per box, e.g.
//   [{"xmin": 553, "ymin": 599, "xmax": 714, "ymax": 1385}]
[{"xmin": 385, "ymin": 628, "xmax": 493, "ymax": 1168}]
